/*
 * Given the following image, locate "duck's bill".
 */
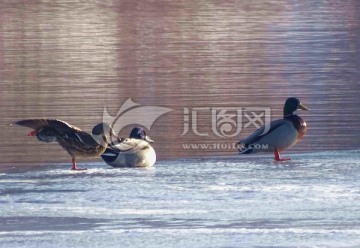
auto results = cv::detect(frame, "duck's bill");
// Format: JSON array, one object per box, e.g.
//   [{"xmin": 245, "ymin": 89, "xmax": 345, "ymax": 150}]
[
  {"xmin": 299, "ymin": 103, "xmax": 310, "ymax": 111},
  {"xmin": 145, "ymin": 135, "xmax": 154, "ymax": 143}
]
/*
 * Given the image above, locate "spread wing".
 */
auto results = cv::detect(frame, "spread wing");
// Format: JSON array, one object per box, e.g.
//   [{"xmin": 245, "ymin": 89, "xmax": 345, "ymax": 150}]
[
  {"xmin": 61, "ymin": 131, "xmax": 98, "ymax": 148},
  {"xmin": 15, "ymin": 119, "xmax": 81, "ymax": 134},
  {"xmin": 15, "ymin": 119, "xmax": 83, "ymax": 143}
]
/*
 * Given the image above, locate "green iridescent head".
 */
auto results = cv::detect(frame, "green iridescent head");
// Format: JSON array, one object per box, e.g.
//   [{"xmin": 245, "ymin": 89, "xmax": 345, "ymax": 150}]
[{"xmin": 283, "ymin": 97, "xmax": 309, "ymax": 116}]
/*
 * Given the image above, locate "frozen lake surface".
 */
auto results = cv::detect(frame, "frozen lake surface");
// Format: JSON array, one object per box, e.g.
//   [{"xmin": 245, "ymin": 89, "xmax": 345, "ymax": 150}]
[{"xmin": 1, "ymin": 150, "xmax": 360, "ymax": 248}]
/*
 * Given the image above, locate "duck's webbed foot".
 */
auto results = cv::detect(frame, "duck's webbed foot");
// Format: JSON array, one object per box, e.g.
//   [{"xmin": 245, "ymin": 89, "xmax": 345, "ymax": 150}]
[
  {"xmin": 71, "ymin": 158, "xmax": 87, "ymax": 170},
  {"xmin": 274, "ymin": 148, "xmax": 291, "ymax": 162}
]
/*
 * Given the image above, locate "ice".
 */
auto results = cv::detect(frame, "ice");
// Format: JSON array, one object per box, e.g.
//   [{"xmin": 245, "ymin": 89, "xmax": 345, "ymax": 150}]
[{"xmin": 1, "ymin": 150, "xmax": 360, "ymax": 247}]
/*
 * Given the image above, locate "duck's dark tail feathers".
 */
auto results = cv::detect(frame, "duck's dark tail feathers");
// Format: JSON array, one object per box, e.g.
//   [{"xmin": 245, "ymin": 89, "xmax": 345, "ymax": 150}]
[
  {"xmin": 101, "ymin": 148, "xmax": 118, "ymax": 163},
  {"xmin": 237, "ymin": 142, "xmax": 254, "ymax": 154}
]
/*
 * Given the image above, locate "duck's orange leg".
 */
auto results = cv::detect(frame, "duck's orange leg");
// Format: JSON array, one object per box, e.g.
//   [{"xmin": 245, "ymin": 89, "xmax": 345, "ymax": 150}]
[
  {"xmin": 71, "ymin": 158, "xmax": 87, "ymax": 170},
  {"xmin": 274, "ymin": 148, "xmax": 291, "ymax": 162}
]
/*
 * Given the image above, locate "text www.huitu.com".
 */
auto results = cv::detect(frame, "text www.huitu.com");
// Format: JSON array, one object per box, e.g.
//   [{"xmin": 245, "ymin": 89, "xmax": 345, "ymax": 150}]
[{"xmin": 182, "ymin": 143, "xmax": 238, "ymax": 150}]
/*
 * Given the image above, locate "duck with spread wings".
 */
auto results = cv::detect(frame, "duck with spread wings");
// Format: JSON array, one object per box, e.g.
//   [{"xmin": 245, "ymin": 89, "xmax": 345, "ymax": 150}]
[{"xmin": 15, "ymin": 119, "xmax": 116, "ymax": 170}]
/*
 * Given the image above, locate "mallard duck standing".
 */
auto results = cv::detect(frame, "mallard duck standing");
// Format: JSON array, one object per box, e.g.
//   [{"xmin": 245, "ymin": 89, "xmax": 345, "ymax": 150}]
[
  {"xmin": 237, "ymin": 97, "xmax": 309, "ymax": 161},
  {"xmin": 101, "ymin": 127, "xmax": 156, "ymax": 168},
  {"xmin": 15, "ymin": 119, "xmax": 116, "ymax": 170}
]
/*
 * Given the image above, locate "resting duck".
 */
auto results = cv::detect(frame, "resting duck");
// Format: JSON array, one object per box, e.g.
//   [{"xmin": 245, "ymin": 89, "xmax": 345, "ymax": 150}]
[
  {"xmin": 237, "ymin": 97, "xmax": 309, "ymax": 161},
  {"xmin": 101, "ymin": 127, "xmax": 156, "ymax": 168},
  {"xmin": 15, "ymin": 119, "xmax": 116, "ymax": 170}
]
